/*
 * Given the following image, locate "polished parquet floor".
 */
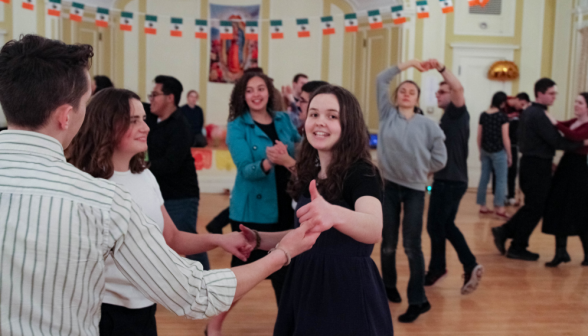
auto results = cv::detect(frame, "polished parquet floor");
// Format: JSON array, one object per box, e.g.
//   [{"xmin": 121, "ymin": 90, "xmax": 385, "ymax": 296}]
[{"xmin": 155, "ymin": 191, "xmax": 588, "ymax": 335}]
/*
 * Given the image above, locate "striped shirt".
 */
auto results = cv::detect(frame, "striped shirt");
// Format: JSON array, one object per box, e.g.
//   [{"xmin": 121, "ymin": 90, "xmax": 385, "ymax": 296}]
[{"xmin": 0, "ymin": 131, "xmax": 237, "ymax": 336}]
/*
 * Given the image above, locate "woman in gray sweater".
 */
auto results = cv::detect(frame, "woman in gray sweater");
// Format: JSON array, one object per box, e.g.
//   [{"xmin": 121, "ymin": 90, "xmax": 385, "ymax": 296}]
[{"xmin": 378, "ymin": 59, "xmax": 447, "ymax": 323}]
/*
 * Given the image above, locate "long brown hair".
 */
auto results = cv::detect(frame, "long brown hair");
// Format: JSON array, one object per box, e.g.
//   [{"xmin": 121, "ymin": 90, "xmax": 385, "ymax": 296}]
[
  {"xmin": 228, "ymin": 72, "xmax": 276, "ymax": 121},
  {"xmin": 67, "ymin": 88, "xmax": 148, "ymax": 179},
  {"xmin": 289, "ymin": 85, "xmax": 377, "ymax": 201}
]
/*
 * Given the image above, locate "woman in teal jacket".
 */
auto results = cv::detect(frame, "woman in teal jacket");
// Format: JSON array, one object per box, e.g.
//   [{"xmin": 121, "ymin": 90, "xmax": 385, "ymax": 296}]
[{"xmin": 207, "ymin": 71, "xmax": 300, "ymax": 335}]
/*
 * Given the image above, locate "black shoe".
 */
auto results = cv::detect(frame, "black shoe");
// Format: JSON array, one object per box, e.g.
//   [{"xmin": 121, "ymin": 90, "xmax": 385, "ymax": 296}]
[
  {"xmin": 545, "ymin": 248, "xmax": 571, "ymax": 267},
  {"xmin": 385, "ymin": 287, "xmax": 401, "ymax": 303},
  {"xmin": 461, "ymin": 265, "xmax": 484, "ymax": 295},
  {"xmin": 205, "ymin": 208, "xmax": 230, "ymax": 234},
  {"xmin": 506, "ymin": 247, "xmax": 539, "ymax": 261},
  {"xmin": 424, "ymin": 270, "xmax": 447, "ymax": 286},
  {"xmin": 491, "ymin": 227, "xmax": 507, "ymax": 255},
  {"xmin": 398, "ymin": 301, "xmax": 431, "ymax": 323}
]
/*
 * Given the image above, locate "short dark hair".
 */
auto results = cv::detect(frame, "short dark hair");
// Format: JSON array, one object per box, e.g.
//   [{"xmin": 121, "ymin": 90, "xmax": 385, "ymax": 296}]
[
  {"xmin": 154, "ymin": 75, "xmax": 183, "ymax": 106},
  {"xmin": 293, "ymin": 73, "xmax": 308, "ymax": 83},
  {"xmin": 516, "ymin": 92, "xmax": 530, "ymax": 102},
  {"xmin": 491, "ymin": 91, "xmax": 508, "ymax": 109},
  {"xmin": 0, "ymin": 34, "xmax": 93, "ymax": 128},
  {"xmin": 534, "ymin": 78, "xmax": 556, "ymax": 98},
  {"xmin": 301, "ymin": 81, "xmax": 329, "ymax": 94},
  {"xmin": 244, "ymin": 67, "xmax": 264, "ymax": 74},
  {"xmin": 93, "ymin": 75, "xmax": 113, "ymax": 95}
]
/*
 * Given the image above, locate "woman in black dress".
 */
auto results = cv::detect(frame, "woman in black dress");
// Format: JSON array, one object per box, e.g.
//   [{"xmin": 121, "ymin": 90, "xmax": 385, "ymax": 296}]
[
  {"xmin": 242, "ymin": 85, "xmax": 393, "ymax": 335},
  {"xmin": 543, "ymin": 92, "xmax": 588, "ymax": 267}
]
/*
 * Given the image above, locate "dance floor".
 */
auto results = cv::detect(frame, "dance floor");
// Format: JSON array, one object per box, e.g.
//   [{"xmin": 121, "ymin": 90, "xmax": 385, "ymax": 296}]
[{"xmin": 155, "ymin": 191, "xmax": 588, "ymax": 335}]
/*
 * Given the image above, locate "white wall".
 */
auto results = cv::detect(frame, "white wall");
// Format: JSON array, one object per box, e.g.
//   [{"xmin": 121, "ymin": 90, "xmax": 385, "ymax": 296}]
[
  {"xmin": 268, "ymin": 0, "xmax": 323, "ymax": 87},
  {"xmin": 145, "ymin": 0, "xmax": 201, "ymax": 106},
  {"xmin": 518, "ymin": 0, "xmax": 545, "ymax": 98},
  {"xmin": 551, "ymin": 0, "xmax": 574, "ymax": 119},
  {"xmin": 327, "ymin": 3, "xmax": 343, "ymax": 86},
  {"xmin": 12, "ymin": 0, "xmax": 37, "ymax": 37},
  {"xmin": 123, "ymin": 0, "xmax": 140, "ymax": 94}
]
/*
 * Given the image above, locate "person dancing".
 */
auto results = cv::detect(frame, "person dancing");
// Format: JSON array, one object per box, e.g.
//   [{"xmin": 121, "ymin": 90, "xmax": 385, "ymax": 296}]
[
  {"xmin": 542, "ymin": 92, "xmax": 588, "ymax": 267},
  {"xmin": 424, "ymin": 59, "xmax": 484, "ymax": 294},
  {"xmin": 67, "ymin": 88, "xmax": 261, "ymax": 336},
  {"xmin": 377, "ymin": 60, "xmax": 447, "ymax": 323},
  {"xmin": 241, "ymin": 85, "xmax": 393, "ymax": 335},
  {"xmin": 207, "ymin": 71, "xmax": 301, "ymax": 336}
]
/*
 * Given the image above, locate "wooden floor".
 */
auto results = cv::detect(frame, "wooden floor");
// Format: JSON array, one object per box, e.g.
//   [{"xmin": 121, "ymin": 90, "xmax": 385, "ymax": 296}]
[{"xmin": 155, "ymin": 191, "xmax": 588, "ymax": 335}]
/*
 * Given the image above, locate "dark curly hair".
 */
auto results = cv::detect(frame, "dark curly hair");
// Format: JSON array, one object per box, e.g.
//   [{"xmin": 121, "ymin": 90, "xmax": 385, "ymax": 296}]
[
  {"xmin": 289, "ymin": 85, "xmax": 378, "ymax": 201},
  {"xmin": 228, "ymin": 72, "xmax": 276, "ymax": 121},
  {"xmin": 67, "ymin": 88, "xmax": 148, "ymax": 179}
]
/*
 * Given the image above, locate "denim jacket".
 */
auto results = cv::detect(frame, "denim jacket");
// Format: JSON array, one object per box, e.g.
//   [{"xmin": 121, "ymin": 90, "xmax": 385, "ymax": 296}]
[{"xmin": 227, "ymin": 111, "xmax": 301, "ymax": 224}]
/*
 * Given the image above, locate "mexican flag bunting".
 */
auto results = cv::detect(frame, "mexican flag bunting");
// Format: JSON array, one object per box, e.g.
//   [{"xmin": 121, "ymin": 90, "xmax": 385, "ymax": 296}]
[
  {"xmin": 321, "ymin": 16, "xmax": 335, "ymax": 35},
  {"xmin": 416, "ymin": 1, "xmax": 430, "ymax": 19},
  {"xmin": 70, "ymin": 2, "xmax": 84, "ymax": 22},
  {"xmin": 22, "ymin": 0, "xmax": 34, "ymax": 11},
  {"xmin": 245, "ymin": 21, "xmax": 259, "ymax": 40},
  {"xmin": 368, "ymin": 10, "xmax": 383, "ymax": 30},
  {"xmin": 120, "ymin": 11, "xmax": 133, "ymax": 31},
  {"xmin": 391, "ymin": 5, "xmax": 406, "ymax": 25},
  {"xmin": 170, "ymin": 17, "xmax": 183, "ymax": 37},
  {"xmin": 195, "ymin": 19, "xmax": 207, "ymax": 39},
  {"xmin": 0, "ymin": 0, "xmax": 10, "ymax": 4},
  {"xmin": 469, "ymin": 0, "xmax": 489, "ymax": 7},
  {"xmin": 144, "ymin": 15, "xmax": 157, "ymax": 35},
  {"xmin": 95, "ymin": 8, "xmax": 109, "ymax": 27},
  {"xmin": 296, "ymin": 18, "xmax": 310, "ymax": 38},
  {"xmin": 47, "ymin": 0, "xmax": 61, "ymax": 17},
  {"xmin": 270, "ymin": 20, "xmax": 283, "ymax": 39},
  {"xmin": 344, "ymin": 13, "xmax": 358, "ymax": 33},
  {"xmin": 220, "ymin": 21, "xmax": 233, "ymax": 39},
  {"xmin": 439, "ymin": 0, "xmax": 454, "ymax": 14}
]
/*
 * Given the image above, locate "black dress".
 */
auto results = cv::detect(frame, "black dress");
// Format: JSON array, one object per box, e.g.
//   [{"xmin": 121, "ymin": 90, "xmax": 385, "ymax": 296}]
[
  {"xmin": 274, "ymin": 161, "xmax": 394, "ymax": 336},
  {"xmin": 542, "ymin": 152, "xmax": 588, "ymax": 236}
]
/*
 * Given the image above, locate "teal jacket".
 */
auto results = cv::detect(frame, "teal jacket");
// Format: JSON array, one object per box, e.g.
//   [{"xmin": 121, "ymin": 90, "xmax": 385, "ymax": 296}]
[{"xmin": 227, "ymin": 111, "xmax": 301, "ymax": 224}]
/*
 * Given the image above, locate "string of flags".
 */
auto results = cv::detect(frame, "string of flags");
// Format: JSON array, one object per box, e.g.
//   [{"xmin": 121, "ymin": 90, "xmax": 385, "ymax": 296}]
[{"xmin": 2, "ymin": 0, "xmax": 479, "ymax": 39}]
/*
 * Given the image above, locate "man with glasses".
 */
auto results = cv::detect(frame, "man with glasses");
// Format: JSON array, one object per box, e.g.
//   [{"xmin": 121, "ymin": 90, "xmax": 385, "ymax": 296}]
[
  {"xmin": 423, "ymin": 59, "xmax": 484, "ymax": 295},
  {"xmin": 147, "ymin": 75, "xmax": 209, "ymax": 269}
]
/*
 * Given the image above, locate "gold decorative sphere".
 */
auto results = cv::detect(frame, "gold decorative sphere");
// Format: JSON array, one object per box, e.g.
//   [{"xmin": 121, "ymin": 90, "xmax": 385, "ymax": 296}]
[{"xmin": 487, "ymin": 61, "xmax": 519, "ymax": 81}]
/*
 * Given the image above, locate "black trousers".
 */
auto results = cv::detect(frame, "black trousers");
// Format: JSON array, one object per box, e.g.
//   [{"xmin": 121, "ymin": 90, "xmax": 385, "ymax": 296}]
[
  {"xmin": 100, "ymin": 303, "xmax": 157, "ymax": 336},
  {"xmin": 501, "ymin": 156, "xmax": 552, "ymax": 250},
  {"xmin": 507, "ymin": 145, "xmax": 519, "ymax": 199}
]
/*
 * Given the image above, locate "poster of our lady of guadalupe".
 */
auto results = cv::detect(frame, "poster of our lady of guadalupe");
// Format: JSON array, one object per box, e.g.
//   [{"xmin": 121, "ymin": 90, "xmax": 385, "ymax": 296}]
[{"xmin": 209, "ymin": 4, "xmax": 260, "ymax": 83}]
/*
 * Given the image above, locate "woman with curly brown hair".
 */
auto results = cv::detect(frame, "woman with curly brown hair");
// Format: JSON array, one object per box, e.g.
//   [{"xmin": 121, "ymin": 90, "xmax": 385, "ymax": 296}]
[
  {"xmin": 206, "ymin": 72, "xmax": 301, "ymax": 335},
  {"xmin": 67, "ymin": 88, "xmax": 258, "ymax": 336},
  {"xmin": 238, "ymin": 85, "xmax": 393, "ymax": 335}
]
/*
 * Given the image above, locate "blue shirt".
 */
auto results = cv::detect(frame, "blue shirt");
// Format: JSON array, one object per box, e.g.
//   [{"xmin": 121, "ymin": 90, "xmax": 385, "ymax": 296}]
[{"xmin": 227, "ymin": 111, "xmax": 300, "ymax": 224}]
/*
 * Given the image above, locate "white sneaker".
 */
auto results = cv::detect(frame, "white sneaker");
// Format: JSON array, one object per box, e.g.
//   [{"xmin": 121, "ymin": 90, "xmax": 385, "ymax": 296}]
[{"xmin": 461, "ymin": 264, "xmax": 484, "ymax": 295}]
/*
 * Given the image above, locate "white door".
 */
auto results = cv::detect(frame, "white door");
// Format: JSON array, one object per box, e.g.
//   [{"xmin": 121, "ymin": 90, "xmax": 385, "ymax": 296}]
[{"xmin": 452, "ymin": 45, "xmax": 516, "ymax": 187}]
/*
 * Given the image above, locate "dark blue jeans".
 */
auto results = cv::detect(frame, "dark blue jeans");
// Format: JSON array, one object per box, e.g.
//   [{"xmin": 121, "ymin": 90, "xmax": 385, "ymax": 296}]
[
  {"xmin": 164, "ymin": 197, "xmax": 210, "ymax": 270},
  {"xmin": 427, "ymin": 180, "xmax": 477, "ymax": 274},
  {"xmin": 381, "ymin": 180, "xmax": 427, "ymax": 305}
]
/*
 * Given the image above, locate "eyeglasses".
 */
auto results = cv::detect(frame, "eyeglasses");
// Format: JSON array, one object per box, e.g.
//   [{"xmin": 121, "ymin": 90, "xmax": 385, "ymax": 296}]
[{"xmin": 148, "ymin": 92, "xmax": 166, "ymax": 100}]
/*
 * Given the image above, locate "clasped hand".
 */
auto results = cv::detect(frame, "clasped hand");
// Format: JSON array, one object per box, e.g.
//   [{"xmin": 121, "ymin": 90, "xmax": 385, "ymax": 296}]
[
  {"xmin": 296, "ymin": 180, "xmax": 337, "ymax": 234},
  {"xmin": 266, "ymin": 140, "xmax": 291, "ymax": 166}
]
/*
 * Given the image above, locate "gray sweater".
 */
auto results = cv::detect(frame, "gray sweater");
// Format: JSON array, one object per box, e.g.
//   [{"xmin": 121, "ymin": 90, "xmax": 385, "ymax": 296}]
[{"xmin": 376, "ymin": 66, "xmax": 447, "ymax": 191}]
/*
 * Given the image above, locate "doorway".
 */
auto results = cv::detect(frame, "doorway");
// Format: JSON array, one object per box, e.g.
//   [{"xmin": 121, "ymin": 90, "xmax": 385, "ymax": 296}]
[{"xmin": 452, "ymin": 44, "xmax": 515, "ymax": 187}]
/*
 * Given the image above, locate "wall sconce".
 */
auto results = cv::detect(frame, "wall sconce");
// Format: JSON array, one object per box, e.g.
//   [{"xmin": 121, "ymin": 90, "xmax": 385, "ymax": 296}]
[{"xmin": 487, "ymin": 60, "xmax": 519, "ymax": 81}]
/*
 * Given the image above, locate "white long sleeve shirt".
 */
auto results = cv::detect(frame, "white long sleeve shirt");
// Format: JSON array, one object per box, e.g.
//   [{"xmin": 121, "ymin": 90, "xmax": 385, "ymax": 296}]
[{"xmin": 0, "ymin": 130, "xmax": 236, "ymax": 336}]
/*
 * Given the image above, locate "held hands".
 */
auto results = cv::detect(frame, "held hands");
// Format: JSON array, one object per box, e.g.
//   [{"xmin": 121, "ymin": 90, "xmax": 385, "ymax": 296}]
[
  {"xmin": 218, "ymin": 231, "xmax": 255, "ymax": 262},
  {"xmin": 296, "ymin": 180, "xmax": 337, "ymax": 234},
  {"xmin": 405, "ymin": 58, "xmax": 444, "ymax": 73}
]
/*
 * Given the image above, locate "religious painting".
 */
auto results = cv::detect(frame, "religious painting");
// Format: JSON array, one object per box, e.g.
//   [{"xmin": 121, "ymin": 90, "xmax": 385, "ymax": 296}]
[{"xmin": 209, "ymin": 4, "xmax": 260, "ymax": 83}]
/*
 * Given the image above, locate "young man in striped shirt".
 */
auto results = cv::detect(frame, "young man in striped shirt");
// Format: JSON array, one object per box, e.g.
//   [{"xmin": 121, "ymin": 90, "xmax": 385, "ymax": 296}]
[{"xmin": 0, "ymin": 34, "xmax": 319, "ymax": 336}]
